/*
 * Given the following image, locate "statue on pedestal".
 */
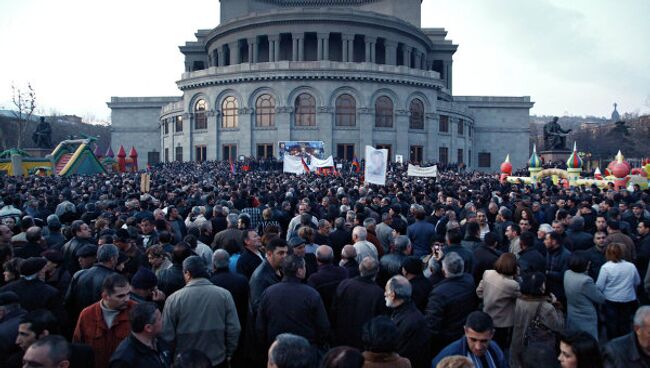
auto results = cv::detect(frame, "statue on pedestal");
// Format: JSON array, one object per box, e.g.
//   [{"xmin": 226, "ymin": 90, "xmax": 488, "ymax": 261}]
[
  {"xmin": 31, "ymin": 117, "xmax": 52, "ymax": 149},
  {"xmin": 543, "ymin": 116, "xmax": 571, "ymax": 150}
]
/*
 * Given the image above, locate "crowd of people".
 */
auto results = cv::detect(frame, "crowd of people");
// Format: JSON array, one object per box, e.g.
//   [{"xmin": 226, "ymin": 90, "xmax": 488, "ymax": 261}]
[{"xmin": 0, "ymin": 158, "xmax": 650, "ymax": 368}]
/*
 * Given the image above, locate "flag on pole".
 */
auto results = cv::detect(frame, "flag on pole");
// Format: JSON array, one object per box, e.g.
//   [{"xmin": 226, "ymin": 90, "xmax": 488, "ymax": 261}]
[
  {"xmin": 230, "ymin": 160, "xmax": 236, "ymax": 174},
  {"xmin": 351, "ymin": 156, "xmax": 361, "ymax": 173},
  {"xmin": 301, "ymin": 157, "xmax": 311, "ymax": 174}
]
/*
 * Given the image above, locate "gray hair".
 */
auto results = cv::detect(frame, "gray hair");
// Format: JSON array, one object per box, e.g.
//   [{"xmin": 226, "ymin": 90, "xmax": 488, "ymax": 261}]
[
  {"xmin": 97, "ymin": 244, "xmax": 119, "ymax": 263},
  {"xmin": 334, "ymin": 217, "xmax": 346, "ymax": 230},
  {"xmin": 393, "ymin": 235, "xmax": 411, "ymax": 253},
  {"xmin": 363, "ymin": 217, "xmax": 376, "ymax": 228},
  {"xmin": 387, "ymin": 275, "xmax": 412, "ymax": 301},
  {"xmin": 359, "ymin": 256, "xmax": 379, "ymax": 278},
  {"xmin": 318, "ymin": 219, "xmax": 330, "ymax": 229},
  {"xmin": 268, "ymin": 333, "xmax": 313, "ymax": 368},
  {"xmin": 442, "ymin": 252, "xmax": 464, "ymax": 277},
  {"xmin": 226, "ymin": 213, "xmax": 239, "ymax": 227},
  {"xmin": 538, "ymin": 223, "xmax": 553, "ymax": 234},
  {"xmin": 352, "ymin": 226, "xmax": 367, "ymax": 241},
  {"xmin": 634, "ymin": 306, "xmax": 650, "ymax": 327},
  {"xmin": 212, "ymin": 249, "xmax": 230, "ymax": 270},
  {"xmin": 315, "ymin": 245, "xmax": 334, "ymax": 263},
  {"xmin": 182, "ymin": 255, "xmax": 209, "ymax": 279}
]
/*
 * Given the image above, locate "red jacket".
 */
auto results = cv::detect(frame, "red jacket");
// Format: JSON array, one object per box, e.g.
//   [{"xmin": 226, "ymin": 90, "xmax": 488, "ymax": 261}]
[{"xmin": 72, "ymin": 300, "xmax": 136, "ymax": 368}]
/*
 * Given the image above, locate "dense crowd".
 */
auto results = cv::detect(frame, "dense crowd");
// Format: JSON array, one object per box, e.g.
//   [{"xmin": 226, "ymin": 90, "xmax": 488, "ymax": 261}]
[{"xmin": 1, "ymin": 159, "xmax": 650, "ymax": 368}]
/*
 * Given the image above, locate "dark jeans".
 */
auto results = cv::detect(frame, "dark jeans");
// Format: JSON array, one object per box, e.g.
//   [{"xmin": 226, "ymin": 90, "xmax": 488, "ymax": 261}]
[{"xmin": 603, "ymin": 299, "xmax": 638, "ymax": 340}]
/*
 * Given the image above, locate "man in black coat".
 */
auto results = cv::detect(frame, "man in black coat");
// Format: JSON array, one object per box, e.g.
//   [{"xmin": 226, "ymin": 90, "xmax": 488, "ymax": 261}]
[
  {"xmin": 386, "ymin": 275, "xmax": 431, "ymax": 368},
  {"xmin": 61, "ymin": 220, "xmax": 94, "ymax": 274},
  {"xmin": 210, "ymin": 249, "xmax": 249, "ymax": 332},
  {"xmin": 472, "ymin": 232, "xmax": 502, "ymax": 284},
  {"xmin": 578, "ymin": 231, "xmax": 607, "ymax": 281},
  {"xmin": 517, "ymin": 231, "xmax": 546, "ymax": 276},
  {"xmin": 425, "ymin": 252, "xmax": 478, "ymax": 357},
  {"xmin": 566, "ymin": 217, "xmax": 593, "ymax": 252},
  {"xmin": 331, "ymin": 256, "xmax": 387, "ymax": 349},
  {"xmin": 441, "ymin": 228, "xmax": 474, "ymax": 275},
  {"xmin": 401, "ymin": 256, "xmax": 432, "ymax": 313},
  {"xmin": 64, "ymin": 244, "xmax": 118, "ymax": 322},
  {"xmin": 330, "ymin": 218, "xmax": 352, "ymax": 262},
  {"xmin": 236, "ymin": 229, "xmax": 264, "ymax": 280},
  {"xmin": 0, "ymin": 258, "xmax": 63, "ymax": 321},
  {"xmin": 256, "ymin": 255, "xmax": 330, "ymax": 350},
  {"xmin": 339, "ymin": 244, "xmax": 360, "ymax": 278},
  {"xmin": 249, "ymin": 238, "xmax": 289, "ymax": 314},
  {"xmin": 0, "ymin": 292, "xmax": 27, "ymax": 365},
  {"xmin": 307, "ymin": 245, "xmax": 348, "ymax": 314}
]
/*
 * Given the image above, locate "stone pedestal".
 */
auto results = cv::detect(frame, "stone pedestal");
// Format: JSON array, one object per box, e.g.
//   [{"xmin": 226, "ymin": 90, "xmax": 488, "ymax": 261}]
[
  {"xmin": 540, "ymin": 150, "xmax": 570, "ymax": 164},
  {"xmin": 23, "ymin": 148, "xmax": 52, "ymax": 158}
]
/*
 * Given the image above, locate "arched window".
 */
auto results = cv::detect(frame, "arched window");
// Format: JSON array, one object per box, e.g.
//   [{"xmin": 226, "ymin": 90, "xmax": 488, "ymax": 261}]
[
  {"xmin": 335, "ymin": 94, "xmax": 356, "ymax": 127},
  {"xmin": 295, "ymin": 93, "xmax": 316, "ymax": 126},
  {"xmin": 374, "ymin": 96, "xmax": 393, "ymax": 128},
  {"xmin": 221, "ymin": 96, "xmax": 238, "ymax": 128},
  {"xmin": 255, "ymin": 94, "xmax": 275, "ymax": 127},
  {"xmin": 194, "ymin": 99, "xmax": 207, "ymax": 130},
  {"xmin": 409, "ymin": 98, "xmax": 424, "ymax": 129}
]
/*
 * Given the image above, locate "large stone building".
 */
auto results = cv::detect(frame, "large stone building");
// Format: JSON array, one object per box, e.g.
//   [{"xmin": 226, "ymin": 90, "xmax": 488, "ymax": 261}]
[{"xmin": 109, "ymin": 0, "xmax": 533, "ymax": 171}]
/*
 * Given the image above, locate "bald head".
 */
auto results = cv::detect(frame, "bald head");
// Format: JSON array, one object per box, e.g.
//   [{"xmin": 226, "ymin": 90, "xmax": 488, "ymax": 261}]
[
  {"xmin": 315, "ymin": 245, "xmax": 333, "ymax": 264},
  {"xmin": 25, "ymin": 226, "xmax": 43, "ymax": 243},
  {"xmin": 341, "ymin": 244, "xmax": 357, "ymax": 260}
]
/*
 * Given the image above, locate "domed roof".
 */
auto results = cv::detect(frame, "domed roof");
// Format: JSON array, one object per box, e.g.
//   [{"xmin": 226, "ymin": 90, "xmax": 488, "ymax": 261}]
[
  {"xmin": 566, "ymin": 142, "xmax": 583, "ymax": 169},
  {"xmin": 528, "ymin": 144, "xmax": 542, "ymax": 168},
  {"xmin": 611, "ymin": 102, "xmax": 620, "ymax": 122}
]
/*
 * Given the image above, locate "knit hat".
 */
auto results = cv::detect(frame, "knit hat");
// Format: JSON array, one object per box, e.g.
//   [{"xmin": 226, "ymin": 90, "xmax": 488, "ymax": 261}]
[
  {"xmin": 20, "ymin": 257, "xmax": 47, "ymax": 276},
  {"xmin": 131, "ymin": 268, "xmax": 157, "ymax": 290}
]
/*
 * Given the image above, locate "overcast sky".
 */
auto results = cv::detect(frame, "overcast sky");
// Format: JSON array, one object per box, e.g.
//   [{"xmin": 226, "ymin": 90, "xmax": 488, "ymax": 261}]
[{"xmin": 0, "ymin": 0, "xmax": 648, "ymax": 122}]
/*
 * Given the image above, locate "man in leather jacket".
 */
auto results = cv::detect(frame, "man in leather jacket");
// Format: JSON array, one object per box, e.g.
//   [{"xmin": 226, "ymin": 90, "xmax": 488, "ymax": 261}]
[{"xmin": 62, "ymin": 220, "xmax": 95, "ymax": 274}]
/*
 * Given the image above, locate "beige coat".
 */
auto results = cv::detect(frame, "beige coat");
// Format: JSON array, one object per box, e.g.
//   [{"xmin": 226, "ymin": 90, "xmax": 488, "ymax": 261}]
[
  {"xmin": 476, "ymin": 270, "xmax": 521, "ymax": 328},
  {"xmin": 509, "ymin": 296, "xmax": 564, "ymax": 368}
]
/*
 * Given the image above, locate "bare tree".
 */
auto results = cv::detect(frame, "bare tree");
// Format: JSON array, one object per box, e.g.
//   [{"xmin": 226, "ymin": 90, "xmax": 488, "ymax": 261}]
[{"xmin": 11, "ymin": 82, "xmax": 36, "ymax": 149}]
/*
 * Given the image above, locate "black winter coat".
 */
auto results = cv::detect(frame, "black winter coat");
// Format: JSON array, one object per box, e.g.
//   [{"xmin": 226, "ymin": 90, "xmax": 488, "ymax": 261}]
[
  {"xmin": 331, "ymin": 275, "xmax": 387, "ymax": 348},
  {"xmin": 1, "ymin": 279, "xmax": 63, "ymax": 320},
  {"xmin": 210, "ymin": 269, "xmax": 250, "ymax": 330},
  {"xmin": 392, "ymin": 301, "xmax": 431, "ymax": 368},
  {"xmin": 472, "ymin": 245, "xmax": 502, "ymax": 284},
  {"xmin": 64, "ymin": 264, "xmax": 116, "ymax": 320}
]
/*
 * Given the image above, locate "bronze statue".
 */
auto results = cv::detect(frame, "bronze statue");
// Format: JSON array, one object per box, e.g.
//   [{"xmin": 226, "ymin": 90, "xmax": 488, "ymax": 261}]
[
  {"xmin": 543, "ymin": 116, "xmax": 571, "ymax": 150},
  {"xmin": 31, "ymin": 117, "xmax": 52, "ymax": 149}
]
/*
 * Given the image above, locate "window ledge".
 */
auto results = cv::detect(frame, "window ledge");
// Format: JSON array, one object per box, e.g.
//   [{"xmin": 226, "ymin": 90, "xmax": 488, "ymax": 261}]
[
  {"xmin": 293, "ymin": 126, "xmax": 318, "ymax": 130},
  {"xmin": 220, "ymin": 127, "xmax": 240, "ymax": 131}
]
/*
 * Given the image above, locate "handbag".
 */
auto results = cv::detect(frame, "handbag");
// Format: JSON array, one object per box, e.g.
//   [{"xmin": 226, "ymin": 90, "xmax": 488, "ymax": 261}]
[{"xmin": 523, "ymin": 301, "xmax": 558, "ymax": 351}]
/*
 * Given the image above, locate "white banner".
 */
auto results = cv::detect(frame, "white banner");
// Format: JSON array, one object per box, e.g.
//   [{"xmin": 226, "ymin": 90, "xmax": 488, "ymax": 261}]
[
  {"xmin": 283, "ymin": 155, "xmax": 305, "ymax": 174},
  {"xmin": 364, "ymin": 146, "xmax": 388, "ymax": 185},
  {"xmin": 407, "ymin": 164, "xmax": 438, "ymax": 177},
  {"xmin": 308, "ymin": 155, "xmax": 334, "ymax": 169}
]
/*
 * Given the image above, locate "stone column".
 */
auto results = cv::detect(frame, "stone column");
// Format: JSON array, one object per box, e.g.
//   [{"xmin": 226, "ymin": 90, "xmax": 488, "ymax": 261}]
[
  {"xmin": 365, "ymin": 36, "xmax": 376, "ymax": 63},
  {"xmin": 298, "ymin": 35, "xmax": 304, "ymax": 61},
  {"xmin": 342, "ymin": 34, "xmax": 354, "ymax": 62},
  {"xmin": 425, "ymin": 113, "xmax": 438, "ymax": 161},
  {"xmin": 229, "ymin": 41, "xmax": 240, "ymax": 65},
  {"xmin": 217, "ymin": 48, "xmax": 225, "ymax": 67},
  {"xmin": 385, "ymin": 40, "xmax": 397, "ymax": 65},
  {"xmin": 268, "ymin": 35, "xmax": 280, "ymax": 62},
  {"xmin": 317, "ymin": 33, "xmax": 329, "ymax": 60},
  {"xmin": 317, "ymin": 106, "xmax": 333, "ymax": 156},
  {"xmin": 292, "ymin": 36, "xmax": 298, "ymax": 61},
  {"xmin": 403, "ymin": 45, "xmax": 412, "ymax": 68},
  {"xmin": 395, "ymin": 109, "xmax": 410, "ymax": 157},
  {"xmin": 214, "ymin": 111, "xmax": 221, "ymax": 160},
  {"xmin": 276, "ymin": 106, "xmax": 292, "ymax": 142},
  {"xmin": 238, "ymin": 108, "xmax": 253, "ymax": 157},
  {"xmin": 248, "ymin": 37, "xmax": 258, "ymax": 63},
  {"xmin": 358, "ymin": 107, "xmax": 373, "ymax": 156}
]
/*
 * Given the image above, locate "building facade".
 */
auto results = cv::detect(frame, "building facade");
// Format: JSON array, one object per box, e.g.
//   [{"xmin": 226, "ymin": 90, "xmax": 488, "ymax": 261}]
[{"xmin": 109, "ymin": 0, "xmax": 533, "ymax": 171}]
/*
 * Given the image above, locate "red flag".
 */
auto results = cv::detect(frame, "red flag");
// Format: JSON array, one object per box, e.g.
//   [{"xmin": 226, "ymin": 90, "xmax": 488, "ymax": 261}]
[
  {"xmin": 301, "ymin": 157, "xmax": 310, "ymax": 174},
  {"xmin": 351, "ymin": 156, "xmax": 361, "ymax": 173}
]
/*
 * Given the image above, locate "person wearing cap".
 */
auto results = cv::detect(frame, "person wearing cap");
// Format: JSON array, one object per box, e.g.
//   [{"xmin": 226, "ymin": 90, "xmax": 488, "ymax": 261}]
[
  {"xmin": 129, "ymin": 268, "xmax": 165, "ymax": 305},
  {"xmin": 65, "ymin": 244, "xmax": 119, "ymax": 325},
  {"xmin": 0, "ymin": 257, "xmax": 63, "ymax": 319},
  {"xmin": 401, "ymin": 256, "xmax": 432, "ymax": 314},
  {"xmin": 42, "ymin": 250, "xmax": 71, "ymax": 295},
  {"xmin": 77, "ymin": 244, "xmax": 98, "ymax": 270},
  {"xmin": 74, "ymin": 274, "xmax": 136, "ymax": 368},
  {"xmin": 0, "ymin": 291, "xmax": 26, "ymax": 364},
  {"xmin": 113, "ymin": 229, "xmax": 146, "ymax": 280}
]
